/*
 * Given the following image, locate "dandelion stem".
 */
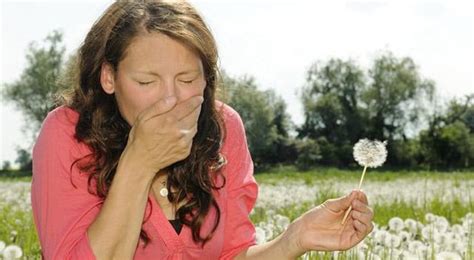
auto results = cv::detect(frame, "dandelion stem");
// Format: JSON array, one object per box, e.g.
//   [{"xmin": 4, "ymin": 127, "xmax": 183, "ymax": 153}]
[
  {"xmin": 341, "ymin": 165, "xmax": 368, "ymax": 225},
  {"xmin": 358, "ymin": 166, "xmax": 368, "ymax": 190}
]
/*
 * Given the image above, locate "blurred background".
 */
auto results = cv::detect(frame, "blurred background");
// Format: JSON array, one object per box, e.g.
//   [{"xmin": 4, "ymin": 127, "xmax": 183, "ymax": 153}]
[{"xmin": 1, "ymin": 0, "xmax": 473, "ymax": 259}]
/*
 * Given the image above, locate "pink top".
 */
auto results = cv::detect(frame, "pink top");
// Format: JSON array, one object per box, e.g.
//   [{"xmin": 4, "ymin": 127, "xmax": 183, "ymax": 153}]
[{"xmin": 31, "ymin": 101, "xmax": 258, "ymax": 260}]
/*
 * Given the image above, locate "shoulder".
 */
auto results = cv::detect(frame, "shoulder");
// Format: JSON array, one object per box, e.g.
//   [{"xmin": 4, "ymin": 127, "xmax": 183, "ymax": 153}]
[
  {"xmin": 214, "ymin": 100, "xmax": 249, "ymax": 158},
  {"xmin": 44, "ymin": 105, "xmax": 80, "ymax": 134},
  {"xmin": 34, "ymin": 105, "xmax": 88, "ymax": 155},
  {"xmin": 214, "ymin": 100, "xmax": 245, "ymax": 136}
]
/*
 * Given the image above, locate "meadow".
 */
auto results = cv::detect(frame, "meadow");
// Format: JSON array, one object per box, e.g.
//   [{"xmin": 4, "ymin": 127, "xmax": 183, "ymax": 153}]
[{"xmin": 0, "ymin": 168, "xmax": 472, "ymax": 259}]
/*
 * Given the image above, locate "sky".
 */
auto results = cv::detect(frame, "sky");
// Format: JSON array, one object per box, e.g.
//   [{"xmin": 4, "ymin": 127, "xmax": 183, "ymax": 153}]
[{"xmin": 1, "ymin": 0, "xmax": 473, "ymax": 167}]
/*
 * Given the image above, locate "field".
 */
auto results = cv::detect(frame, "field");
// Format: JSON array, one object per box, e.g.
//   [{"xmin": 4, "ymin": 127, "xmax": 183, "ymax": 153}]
[{"xmin": 0, "ymin": 168, "xmax": 473, "ymax": 259}]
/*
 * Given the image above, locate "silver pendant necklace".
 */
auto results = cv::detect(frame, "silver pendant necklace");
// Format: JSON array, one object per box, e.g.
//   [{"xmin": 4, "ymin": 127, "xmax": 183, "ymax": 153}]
[{"xmin": 159, "ymin": 179, "xmax": 169, "ymax": 197}]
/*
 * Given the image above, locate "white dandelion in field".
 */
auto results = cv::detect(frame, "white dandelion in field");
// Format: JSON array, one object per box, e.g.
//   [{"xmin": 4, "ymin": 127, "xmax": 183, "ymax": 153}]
[
  {"xmin": 389, "ymin": 217, "xmax": 405, "ymax": 233},
  {"xmin": 0, "ymin": 240, "xmax": 5, "ymax": 252},
  {"xmin": 399, "ymin": 231, "xmax": 411, "ymax": 242},
  {"xmin": 384, "ymin": 233, "xmax": 401, "ymax": 248},
  {"xmin": 353, "ymin": 139, "xmax": 388, "ymax": 168},
  {"xmin": 434, "ymin": 216, "xmax": 449, "ymax": 233},
  {"xmin": 341, "ymin": 138, "xmax": 387, "ymax": 224},
  {"xmin": 435, "ymin": 251, "xmax": 462, "ymax": 260},
  {"xmin": 2, "ymin": 244, "xmax": 23, "ymax": 259},
  {"xmin": 421, "ymin": 225, "xmax": 437, "ymax": 240},
  {"xmin": 408, "ymin": 240, "xmax": 426, "ymax": 255},
  {"xmin": 425, "ymin": 213, "xmax": 436, "ymax": 223},
  {"xmin": 404, "ymin": 218, "xmax": 418, "ymax": 233},
  {"xmin": 255, "ymin": 227, "xmax": 267, "ymax": 244},
  {"xmin": 374, "ymin": 230, "xmax": 390, "ymax": 244}
]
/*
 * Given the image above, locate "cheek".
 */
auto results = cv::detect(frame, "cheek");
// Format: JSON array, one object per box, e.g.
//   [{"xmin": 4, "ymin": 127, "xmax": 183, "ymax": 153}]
[
  {"xmin": 178, "ymin": 81, "xmax": 206, "ymax": 101},
  {"xmin": 116, "ymin": 83, "xmax": 160, "ymax": 125}
]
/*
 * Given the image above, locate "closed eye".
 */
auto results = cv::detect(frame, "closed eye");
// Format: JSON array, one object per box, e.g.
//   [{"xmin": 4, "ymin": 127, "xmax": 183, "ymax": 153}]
[
  {"xmin": 138, "ymin": 81, "xmax": 154, "ymax": 85},
  {"xmin": 180, "ymin": 80, "xmax": 194, "ymax": 84}
]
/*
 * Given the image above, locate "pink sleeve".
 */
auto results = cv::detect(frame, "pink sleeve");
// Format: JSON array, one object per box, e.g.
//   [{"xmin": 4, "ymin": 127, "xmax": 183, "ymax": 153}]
[
  {"xmin": 31, "ymin": 109, "xmax": 101, "ymax": 260},
  {"xmin": 219, "ymin": 105, "xmax": 259, "ymax": 260}
]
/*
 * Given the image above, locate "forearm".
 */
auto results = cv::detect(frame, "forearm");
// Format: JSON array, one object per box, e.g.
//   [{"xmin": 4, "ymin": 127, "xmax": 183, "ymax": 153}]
[
  {"xmin": 87, "ymin": 151, "xmax": 155, "ymax": 259},
  {"xmin": 235, "ymin": 223, "xmax": 305, "ymax": 260}
]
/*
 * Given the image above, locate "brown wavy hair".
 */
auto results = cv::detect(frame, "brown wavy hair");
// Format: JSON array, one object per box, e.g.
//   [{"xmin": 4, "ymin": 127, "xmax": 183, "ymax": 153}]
[{"xmin": 58, "ymin": 0, "xmax": 227, "ymax": 249}]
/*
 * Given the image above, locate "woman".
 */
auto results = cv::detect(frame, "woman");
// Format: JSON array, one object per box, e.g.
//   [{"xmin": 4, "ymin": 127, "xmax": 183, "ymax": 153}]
[{"xmin": 31, "ymin": 0, "xmax": 374, "ymax": 259}]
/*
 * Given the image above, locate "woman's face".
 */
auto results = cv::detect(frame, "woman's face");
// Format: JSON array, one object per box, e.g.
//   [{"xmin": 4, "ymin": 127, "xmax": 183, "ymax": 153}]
[{"xmin": 100, "ymin": 32, "xmax": 206, "ymax": 125}]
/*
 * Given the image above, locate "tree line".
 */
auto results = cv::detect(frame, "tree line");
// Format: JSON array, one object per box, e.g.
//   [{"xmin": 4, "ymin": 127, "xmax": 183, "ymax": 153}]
[{"xmin": 2, "ymin": 31, "xmax": 473, "ymax": 172}]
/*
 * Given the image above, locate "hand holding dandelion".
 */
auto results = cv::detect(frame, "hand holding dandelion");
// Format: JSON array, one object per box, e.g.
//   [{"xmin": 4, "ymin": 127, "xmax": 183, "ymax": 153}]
[{"xmin": 341, "ymin": 139, "xmax": 387, "ymax": 225}]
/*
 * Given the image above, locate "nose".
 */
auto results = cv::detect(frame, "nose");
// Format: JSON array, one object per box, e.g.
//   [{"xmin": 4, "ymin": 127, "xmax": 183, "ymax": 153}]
[{"xmin": 162, "ymin": 78, "xmax": 177, "ymax": 100}]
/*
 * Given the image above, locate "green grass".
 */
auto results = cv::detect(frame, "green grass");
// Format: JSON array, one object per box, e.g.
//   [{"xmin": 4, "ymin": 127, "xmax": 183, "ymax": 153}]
[
  {"xmin": 255, "ymin": 166, "xmax": 474, "ymax": 185},
  {"xmin": 0, "ymin": 205, "xmax": 41, "ymax": 257},
  {"xmin": 1, "ymin": 168, "xmax": 473, "ymax": 258}
]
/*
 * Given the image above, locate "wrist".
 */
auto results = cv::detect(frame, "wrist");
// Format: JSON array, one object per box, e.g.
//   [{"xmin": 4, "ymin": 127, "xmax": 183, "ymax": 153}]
[
  {"xmin": 117, "ymin": 144, "xmax": 157, "ymax": 183},
  {"xmin": 279, "ymin": 219, "xmax": 307, "ymax": 259}
]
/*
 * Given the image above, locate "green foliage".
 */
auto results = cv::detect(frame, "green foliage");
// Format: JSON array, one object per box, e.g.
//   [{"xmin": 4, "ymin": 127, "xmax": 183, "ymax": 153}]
[
  {"xmin": 2, "ymin": 30, "xmax": 66, "ymax": 136},
  {"xmin": 2, "ymin": 30, "xmax": 68, "ymax": 171},
  {"xmin": 221, "ymin": 72, "xmax": 296, "ymax": 170},
  {"xmin": 295, "ymin": 138, "xmax": 322, "ymax": 171},
  {"xmin": 419, "ymin": 95, "xmax": 474, "ymax": 168},
  {"xmin": 14, "ymin": 149, "xmax": 32, "ymax": 171}
]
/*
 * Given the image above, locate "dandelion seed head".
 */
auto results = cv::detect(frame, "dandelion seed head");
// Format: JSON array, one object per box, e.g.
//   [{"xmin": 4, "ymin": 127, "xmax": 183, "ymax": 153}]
[
  {"xmin": 255, "ymin": 227, "xmax": 266, "ymax": 244},
  {"xmin": 2, "ymin": 244, "xmax": 23, "ymax": 259},
  {"xmin": 353, "ymin": 139, "xmax": 387, "ymax": 168},
  {"xmin": 374, "ymin": 230, "xmax": 390, "ymax": 244},
  {"xmin": 389, "ymin": 217, "xmax": 405, "ymax": 233},
  {"xmin": 384, "ymin": 233, "xmax": 401, "ymax": 248},
  {"xmin": 425, "ymin": 213, "xmax": 436, "ymax": 223},
  {"xmin": 435, "ymin": 251, "xmax": 462, "ymax": 260}
]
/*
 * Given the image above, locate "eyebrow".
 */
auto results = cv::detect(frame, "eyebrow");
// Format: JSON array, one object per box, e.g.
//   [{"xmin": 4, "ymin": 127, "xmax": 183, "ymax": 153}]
[{"xmin": 134, "ymin": 69, "xmax": 200, "ymax": 77}]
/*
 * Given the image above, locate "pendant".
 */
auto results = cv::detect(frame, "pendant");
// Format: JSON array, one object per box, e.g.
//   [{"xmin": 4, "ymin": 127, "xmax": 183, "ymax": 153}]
[{"xmin": 159, "ymin": 187, "xmax": 169, "ymax": 197}]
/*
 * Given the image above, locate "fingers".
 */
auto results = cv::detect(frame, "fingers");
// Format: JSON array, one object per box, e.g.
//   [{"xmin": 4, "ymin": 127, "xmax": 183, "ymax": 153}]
[
  {"xmin": 321, "ymin": 191, "xmax": 357, "ymax": 214},
  {"xmin": 178, "ymin": 101, "xmax": 202, "ymax": 130},
  {"xmin": 169, "ymin": 95, "xmax": 204, "ymax": 122},
  {"xmin": 351, "ymin": 195, "xmax": 375, "ymax": 236},
  {"xmin": 140, "ymin": 96, "xmax": 178, "ymax": 122},
  {"xmin": 355, "ymin": 190, "xmax": 369, "ymax": 205},
  {"xmin": 353, "ymin": 219, "xmax": 371, "ymax": 237}
]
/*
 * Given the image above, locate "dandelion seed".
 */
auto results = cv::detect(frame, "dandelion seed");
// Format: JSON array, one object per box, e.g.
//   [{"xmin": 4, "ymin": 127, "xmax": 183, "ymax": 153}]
[
  {"xmin": 0, "ymin": 240, "xmax": 6, "ymax": 251},
  {"xmin": 404, "ymin": 218, "xmax": 418, "ymax": 233},
  {"xmin": 2, "ymin": 244, "xmax": 23, "ymax": 259},
  {"xmin": 353, "ymin": 139, "xmax": 388, "ymax": 168},
  {"xmin": 341, "ymin": 138, "xmax": 387, "ymax": 225},
  {"xmin": 399, "ymin": 231, "xmax": 411, "ymax": 242},
  {"xmin": 435, "ymin": 251, "xmax": 462, "ymax": 260},
  {"xmin": 425, "ymin": 213, "xmax": 436, "ymax": 223},
  {"xmin": 255, "ymin": 227, "xmax": 266, "ymax": 244},
  {"xmin": 389, "ymin": 217, "xmax": 405, "ymax": 233},
  {"xmin": 374, "ymin": 230, "xmax": 390, "ymax": 244},
  {"xmin": 434, "ymin": 216, "xmax": 449, "ymax": 233},
  {"xmin": 408, "ymin": 240, "xmax": 426, "ymax": 254},
  {"xmin": 384, "ymin": 233, "xmax": 401, "ymax": 248},
  {"xmin": 421, "ymin": 225, "xmax": 437, "ymax": 241}
]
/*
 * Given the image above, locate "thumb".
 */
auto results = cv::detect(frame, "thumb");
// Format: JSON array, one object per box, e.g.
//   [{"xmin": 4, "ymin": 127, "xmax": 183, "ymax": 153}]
[
  {"xmin": 140, "ymin": 96, "xmax": 177, "ymax": 122},
  {"xmin": 323, "ymin": 190, "xmax": 357, "ymax": 213}
]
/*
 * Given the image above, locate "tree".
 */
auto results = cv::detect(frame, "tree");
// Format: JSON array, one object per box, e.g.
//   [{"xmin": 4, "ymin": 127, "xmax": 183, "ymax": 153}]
[
  {"xmin": 2, "ymin": 30, "xmax": 66, "ymax": 141},
  {"xmin": 220, "ymin": 71, "xmax": 295, "ymax": 170},
  {"xmin": 419, "ymin": 94, "xmax": 474, "ymax": 168},
  {"xmin": 2, "ymin": 30, "xmax": 67, "ymax": 172},
  {"xmin": 15, "ymin": 148, "xmax": 32, "ymax": 171},
  {"xmin": 299, "ymin": 59, "xmax": 367, "ymax": 143},
  {"xmin": 1, "ymin": 161, "xmax": 12, "ymax": 171},
  {"xmin": 299, "ymin": 52, "xmax": 436, "ymax": 167},
  {"xmin": 364, "ymin": 51, "xmax": 435, "ymax": 142},
  {"xmin": 298, "ymin": 59, "xmax": 367, "ymax": 165}
]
